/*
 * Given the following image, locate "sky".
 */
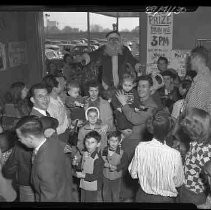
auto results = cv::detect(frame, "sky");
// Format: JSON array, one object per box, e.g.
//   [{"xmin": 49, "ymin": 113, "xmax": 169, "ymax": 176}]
[{"xmin": 43, "ymin": 12, "xmax": 139, "ymax": 31}]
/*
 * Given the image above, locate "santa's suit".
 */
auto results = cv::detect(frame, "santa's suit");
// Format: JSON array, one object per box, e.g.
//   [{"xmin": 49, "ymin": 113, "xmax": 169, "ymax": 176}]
[{"xmin": 83, "ymin": 45, "xmax": 141, "ymax": 88}]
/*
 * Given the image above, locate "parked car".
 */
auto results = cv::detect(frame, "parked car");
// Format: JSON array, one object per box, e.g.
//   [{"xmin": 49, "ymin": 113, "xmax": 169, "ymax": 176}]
[
  {"xmin": 71, "ymin": 40, "xmax": 83, "ymax": 45},
  {"xmin": 45, "ymin": 49, "xmax": 60, "ymax": 60},
  {"xmin": 71, "ymin": 45, "xmax": 95, "ymax": 55},
  {"xmin": 45, "ymin": 44, "xmax": 63, "ymax": 59}
]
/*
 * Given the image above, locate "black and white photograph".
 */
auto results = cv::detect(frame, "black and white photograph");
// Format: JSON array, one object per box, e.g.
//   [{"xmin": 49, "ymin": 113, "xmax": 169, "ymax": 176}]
[{"xmin": 0, "ymin": 5, "xmax": 211, "ymax": 209}]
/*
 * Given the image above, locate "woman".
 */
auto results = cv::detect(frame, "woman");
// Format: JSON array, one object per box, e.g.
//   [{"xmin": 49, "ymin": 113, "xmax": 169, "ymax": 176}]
[
  {"xmin": 179, "ymin": 107, "xmax": 211, "ymax": 205},
  {"xmin": 5, "ymin": 82, "xmax": 31, "ymax": 118}
]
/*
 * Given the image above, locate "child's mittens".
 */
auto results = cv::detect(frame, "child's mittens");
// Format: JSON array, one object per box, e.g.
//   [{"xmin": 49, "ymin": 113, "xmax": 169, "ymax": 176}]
[{"xmin": 74, "ymin": 101, "xmax": 84, "ymax": 107}]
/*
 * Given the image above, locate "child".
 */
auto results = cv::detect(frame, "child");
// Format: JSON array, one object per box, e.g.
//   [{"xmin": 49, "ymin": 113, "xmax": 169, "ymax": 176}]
[
  {"xmin": 65, "ymin": 80, "xmax": 85, "ymax": 127},
  {"xmin": 171, "ymin": 79, "xmax": 192, "ymax": 120},
  {"xmin": 75, "ymin": 130, "xmax": 104, "ymax": 202},
  {"xmin": 111, "ymin": 73, "xmax": 140, "ymax": 131},
  {"xmin": 197, "ymin": 161, "xmax": 211, "ymax": 209},
  {"xmin": 101, "ymin": 131, "xmax": 128, "ymax": 202},
  {"xmin": 77, "ymin": 107, "xmax": 107, "ymax": 154}
]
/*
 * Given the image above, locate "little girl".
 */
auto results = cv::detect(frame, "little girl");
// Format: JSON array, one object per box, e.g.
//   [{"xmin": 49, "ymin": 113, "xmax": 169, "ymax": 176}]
[{"xmin": 77, "ymin": 107, "xmax": 107, "ymax": 154}]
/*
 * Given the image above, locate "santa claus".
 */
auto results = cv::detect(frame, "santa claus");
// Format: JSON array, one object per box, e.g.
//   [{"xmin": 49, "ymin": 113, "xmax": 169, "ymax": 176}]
[{"xmin": 81, "ymin": 30, "xmax": 142, "ymax": 90}]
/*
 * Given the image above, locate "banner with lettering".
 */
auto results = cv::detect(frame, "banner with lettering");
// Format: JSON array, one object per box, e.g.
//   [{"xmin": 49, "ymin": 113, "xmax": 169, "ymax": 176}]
[
  {"xmin": 8, "ymin": 41, "xmax": 27, "ymax": 68},
  {"xmin": 146, "ymin": 12, "xmax": 173, "ymax": 74}
]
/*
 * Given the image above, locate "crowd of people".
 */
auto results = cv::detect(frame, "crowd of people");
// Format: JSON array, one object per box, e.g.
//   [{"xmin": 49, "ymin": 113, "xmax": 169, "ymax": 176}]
[{"xmin": 0, "ymin": 30, "xmax": 211, "ymax": 208}]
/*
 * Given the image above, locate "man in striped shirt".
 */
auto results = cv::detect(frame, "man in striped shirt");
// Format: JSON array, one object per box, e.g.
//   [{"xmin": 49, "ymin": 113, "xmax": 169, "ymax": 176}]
[
  {"xmin": 128, "ymin": 110, "xmax": 184, "ymax": 202},
  {"xmin": 184, "ymin": 46, "xmax": 211, "ymax": 116}
]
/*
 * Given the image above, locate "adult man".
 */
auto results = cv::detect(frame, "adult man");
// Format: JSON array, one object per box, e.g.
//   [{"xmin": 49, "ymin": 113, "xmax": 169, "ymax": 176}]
[
  {"xmin": 42, "ymin": 75, "xmax": 71, "ymax": 143},
  {"xmin": 116, "ymin": 75, "xmax": 158, "ymax": 159},
  {"xmin": 84, "ymin": 80, "xmax": 115, "ymax": 133},
  {"xmin": 15, "ymin": 116, "xmax": 72, "ymax": 202},
  {"xmin": 128, "ymin": 110, "xmax": 184, "ymax": 203},
  {"xmin": 158, "ymin": 70, "xmax": 180, "ymax": 112},
  {"xmin": 30, "ymin": 83, "xmax": 50, "ymax": 117},
  {"xmin": 116, "ymin": 75, "xmax": 158, "ymax": 201},
  {"xmin": 81, "ymin": 30, "xmax": 141, "ymax": 89},
  {"xmin": 9, "ymin": 83, "xmax": 54, "ymax": 202},
  {"xmin": 184, "ymin": 46, "xmax": 211, "ymax": 115}
]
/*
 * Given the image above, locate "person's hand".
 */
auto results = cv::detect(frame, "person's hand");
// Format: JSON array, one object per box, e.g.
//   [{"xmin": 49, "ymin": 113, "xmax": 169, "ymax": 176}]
[
  {"xmin": 109, "ymin": 164, "xmax": 117, "ymax": 171},
  {"xmin": 76, "ymin": 171, "xmax": 85, "ymax": 178},
  {"xmin": 44, "ymin": 128, "xmax": 55, "ymax": 138},
  {"xmin": 115, "ymin": 90, "xmax": 128, "ymax": 106},
  {"xmin": 102, "ymin": 80, "xmax": 109, "ymax": 90},
  {"xmin": 99, "ymin": 124, "xmax": 109, "ymax": 135},
  {"xmin": 117, "ymin": 107, "xmax": 122, "ymax": 112},
  {"xmin": 104, "ymin": 162, "xmax": 110, "ymax": 168},
  {"xmin": 74, "ymin": 101, "xmax": 83, "ymax": 107}
]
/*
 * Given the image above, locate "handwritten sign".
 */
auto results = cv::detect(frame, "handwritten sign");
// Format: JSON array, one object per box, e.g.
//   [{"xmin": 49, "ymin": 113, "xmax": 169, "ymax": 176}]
[
  {"xmin": 8, "ymin": 41, "xmax": 27, "ymax": 68},
  {"xmin": 168, "ymin": 50, "xmax": 190, "ymax": 77},
  {"xmin": 0, "ymin": 42, "xmax": 6, "ymax": 71},
  {"xmin": 147, "ymin": 12, "xmax": 173, "ymax": 74}
]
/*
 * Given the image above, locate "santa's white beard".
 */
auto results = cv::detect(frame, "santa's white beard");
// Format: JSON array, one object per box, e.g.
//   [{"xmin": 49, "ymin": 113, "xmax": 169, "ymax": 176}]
[{"xmin": 104, "ymin": 42, "xmax": 123, "ymax": 56}]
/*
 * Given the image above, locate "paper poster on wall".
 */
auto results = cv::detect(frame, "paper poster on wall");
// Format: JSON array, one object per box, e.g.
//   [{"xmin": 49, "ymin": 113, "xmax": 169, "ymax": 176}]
[
  {"xmin": 168, "ymin": 50, "xmax": 190, "ymax": 77},
  {"xmin": 8, "ymin": 41, "xmax": 27, "ymax": 68},
  {"xmin": 0, "ymin": 42, "xmax": 7, "ymax": 71},
  {"xmin": 146, "ymin": 12, "xmax": 173, "ymax": 74}
]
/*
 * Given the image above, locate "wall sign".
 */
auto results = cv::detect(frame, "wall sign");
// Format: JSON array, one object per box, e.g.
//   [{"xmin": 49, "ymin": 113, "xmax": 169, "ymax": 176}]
[
  {"xmin": 0, "ymin": 42, "xmax": 7, "ymax": 71},
  {"xmin": 146, "ymin": 12, "xmax": 173, "ymax": 74},
  {"xmin": 8, "ymin": 41, "xmax": 27, "ymax": 68}
]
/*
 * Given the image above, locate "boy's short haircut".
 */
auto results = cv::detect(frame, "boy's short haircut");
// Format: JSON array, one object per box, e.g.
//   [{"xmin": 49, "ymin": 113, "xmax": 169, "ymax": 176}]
[
  {"xmin": 107, "ymin": 131, "xmax": 121, "ymax": 141},
  {"xmin": 157, "ymin": 56, "xmax": 168, "ymax": 64},
  {"xmin": 87, "ymin": 80, "xmax": 101, "ymax": 90},
  {"xmin": 84, "ymin": 130, "xmax": 101, "ymax": 143},
  {"xmin": 147, "ymin": 109, "xmax": 174, "ymax": 142},
  {"xmin": 67, "ymin": 80, "xmax": 80, "ymax": 90},
  {"xmin": 122, "ymin": 73, "xmax": 136, "ymax": 83},
  {"xmin": 161, "ymin": 70, "xmax": 175, "ymax": 79},
  {"xmin": 29, "ymin": 83, "xmax": 48, "ymax": 98}
]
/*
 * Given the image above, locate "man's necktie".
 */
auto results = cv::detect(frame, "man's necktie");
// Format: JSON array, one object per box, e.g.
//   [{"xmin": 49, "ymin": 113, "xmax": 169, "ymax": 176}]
[
  {"xmin": 31, "ymin": 151, "xmax": 36, "ymax": 164},
  {"xmin": 46, "ymin": 111, "xmax": 51, "ymax": 117}
]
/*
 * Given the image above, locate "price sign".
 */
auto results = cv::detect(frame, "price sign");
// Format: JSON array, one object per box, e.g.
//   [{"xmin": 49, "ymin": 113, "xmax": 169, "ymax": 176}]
[{"xmin": 147, "ymin": 12, "xmax": 173, "ymax": 74}]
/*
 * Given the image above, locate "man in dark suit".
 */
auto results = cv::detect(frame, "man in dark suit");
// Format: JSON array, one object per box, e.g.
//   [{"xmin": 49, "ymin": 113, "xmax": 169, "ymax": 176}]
[
  {"xmin": 29, "ymin": 83, "xmax": 51, "ymax": 117},
  {"xmin": 15, "ymin": 116, "xmax": 72, "ymax": 202}
]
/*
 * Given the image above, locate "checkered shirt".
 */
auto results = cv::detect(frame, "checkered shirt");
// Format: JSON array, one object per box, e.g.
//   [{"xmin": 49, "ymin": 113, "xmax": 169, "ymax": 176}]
[
  {"xmin": 184, "ymin": 67, "xmax": 211, "ymax": 116},
  {"xmin": 184, "ymin": 141, "xmax": 211, "ymax": 194}
]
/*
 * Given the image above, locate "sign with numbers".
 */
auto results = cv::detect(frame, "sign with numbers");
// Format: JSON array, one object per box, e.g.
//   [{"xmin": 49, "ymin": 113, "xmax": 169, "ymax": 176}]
[
  {"xmin": 146, "ymin": 12, "xmax": 173, "ymax": 74},
  {"xmin": 8, "ymin": 41, "xmax": 27, "ymax": 68}
]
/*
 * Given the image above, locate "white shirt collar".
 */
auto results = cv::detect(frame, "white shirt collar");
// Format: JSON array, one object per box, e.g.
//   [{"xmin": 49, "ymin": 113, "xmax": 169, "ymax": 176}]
[
  {"xmin": 33, "ymin": 107, "xmax": 47, "ymax": 116},
  {"xmin": 34, "ymin": 138, "xmax": 47, "ymax": 155}
]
